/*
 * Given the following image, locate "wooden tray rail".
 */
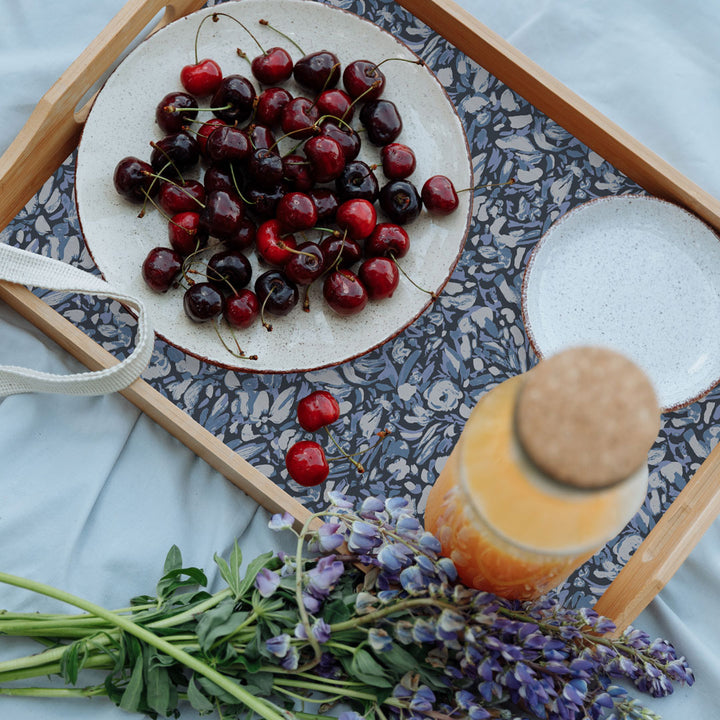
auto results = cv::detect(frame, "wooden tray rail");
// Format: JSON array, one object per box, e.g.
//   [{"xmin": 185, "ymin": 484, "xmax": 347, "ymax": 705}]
[{"xmin": 1, "ymin": 0, "xmax": 719, "ymax": 629}]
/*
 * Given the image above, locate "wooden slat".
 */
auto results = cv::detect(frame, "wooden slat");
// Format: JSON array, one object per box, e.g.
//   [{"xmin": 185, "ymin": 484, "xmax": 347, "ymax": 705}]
[
  {"xmin": 0, "ymin": 281, "xmax": 312, "ymax": 529},
  {"xmin": 396, "ymin": 0, "xmax": 720, "ymax": 234}
]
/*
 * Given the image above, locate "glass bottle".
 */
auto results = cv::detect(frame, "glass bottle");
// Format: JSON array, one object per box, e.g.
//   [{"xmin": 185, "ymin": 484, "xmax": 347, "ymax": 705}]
[{"xmin": 424, "ymin": 346, "xmax": 660, "ymax": 600}]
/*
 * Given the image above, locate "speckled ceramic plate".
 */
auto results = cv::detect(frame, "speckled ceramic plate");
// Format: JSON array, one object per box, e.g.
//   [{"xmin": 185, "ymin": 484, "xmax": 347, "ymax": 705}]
[
  {"xmin": 522, "ymin": 195, "xmax": 720, "ymax": 411},
  {"xmin": 75, "ymin": 0, "xmax": 472, "ymax": 373}
]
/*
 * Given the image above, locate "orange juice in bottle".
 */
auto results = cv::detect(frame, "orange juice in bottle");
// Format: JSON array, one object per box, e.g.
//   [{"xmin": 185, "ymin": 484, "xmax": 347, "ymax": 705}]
[{"xmin": 424, "ymin": 346, "xmax": 660, "ymax": 600}]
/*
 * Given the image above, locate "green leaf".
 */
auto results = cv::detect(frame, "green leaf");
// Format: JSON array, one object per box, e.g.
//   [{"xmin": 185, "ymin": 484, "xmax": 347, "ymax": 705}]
[
  {"xmin": 195, "ymin": 597, "xmax": 250, "ymax": 652},
  {"xmin": 237, "ymin": 550, "xmax": 275, "ymax": 599},
  {"xmin": 119, "ymin": 653, "xmax": 145, "ymax": 712},
  {"xmin": 60, "ymin": 641, "xmax": 82, "ymax": 685},
  {"xmin": 156, "ymin": 566, "xmax": 209, "ymax": 602},
  {"xmin": 214, "ymin": 539, "xmax": 244, "ymax": 597},
  {"xmin": 378, "ymin": 643, "xmax": 422, "ymax": 674},
  {"xmin": 187, "ymin": 675, "xmax": 214, "ymax": 713},
  {"xmin": 322, "ymin": 597, "xmax": 352, "ymax": 624},
  {"xmin": 163, "ymin": 545, "xmax": 183, "ymax": 575},
  {"xmin": 347, "ymin": 649, "xmax": 393, "ymax": 688},
  {"xmin": 144, "ymin": 647, "xmax": 176, "ymax": 716}
]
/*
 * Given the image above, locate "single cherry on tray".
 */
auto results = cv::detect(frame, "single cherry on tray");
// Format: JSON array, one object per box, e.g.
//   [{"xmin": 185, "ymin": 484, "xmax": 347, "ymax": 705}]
[
  {"xmin": 284, "ymin": 241, "xmax": 326, "ymax": 286},
  {"xmin": 180, "ymin": 58, "xmax": 223, "ymax": 96},
  {"xmin": 286, "ymin": 440, "xmax": 329, "ymax": 486},
  {"xmin": 297, "ymin": 390, "xmax": 340, "ymax": 431},
  {"xmin": 343, "ymin": 59, "xmax": 385, "ymax": 101},
  {"xmin": 251, "ymin": 47, "xmax": 293, "ymax": 85},
  {"xmin": 113, "ymin": 157, "xmax": 156, "ymax": 202},
  {"xmin": 224, "ymin": 289, "xmax": 259, "ymax": 330},
  {"xmin": 293, "ymin": 50, "xmax": 341, "ymax": 92},
  {"xmin": 168, "ymin": 211, "xmax": 208, "ymax": 256},
  {"xmin": 381, "ymin": 143, "xmax": 416, "ymax": 180},
  {"xmin": 183, "ymin": 282, "xmax": 223, "ymax": 322},
  {"xmin": 142, "ymin": 247, "xmax": 182, "ymax": 293},
  {"xmin": 323, "ymin": 269, "xmax": 368, "ymax": 316},
  {"xmin": 421, "ymin": 174, "xmax": 460, "ymax": 215},
  {"xmin": 156, "ymin": 91, "xmax": 198, "ymax": 134},
  {"xmin": 336, "ymin": 198, "xmax": 377, "ymax": 240},
  {"xmin": 359, "ymin": 256, "xmax": 400, "ymax": 300}
]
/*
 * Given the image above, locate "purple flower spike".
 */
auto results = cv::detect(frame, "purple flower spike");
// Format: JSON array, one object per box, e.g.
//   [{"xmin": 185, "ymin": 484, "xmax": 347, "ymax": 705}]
[
  {"xmin": 309, "ymin": 521, "xmax": 345, "ymax": 553},
  {"xmin": 395, "ymin": 513, "xmax": 421, "ymax": 536},
  {"xmin": 294, "ymin": 622, "xmax": 308, "ymax": 640},
  {"xmin": 268, "ymin": 512, "xmax": 294, "ymax": 531},
  {"xmin": 306, "ymin": 556, "xmax": 345, "ymax": 596},
  {"xmin": 377, "ymin": 543, "xmax": 410, "ymax": 574},
  {"xmin": 385, "ymin": 496, "xmax": 410, "ymax": 518},
  {"xmin": 359, "ymin": 496, "xmax": 386, "ymax": 518},
  {"xmin": 266, "ymin": 634, "xmax": 291, "ymax": 658},
  {"xmin": 302, "ymin": 592, "xmax": 322, "ymax": 614},
  {"xmin": 368, "ymin": 628, "xmax": 393, "ymax": 652},
  {"xmin": 417, "ymin": 531, "xmax": 442, "ymax": 556},
  {"xmin": 327, "ymin": 489, "xmax": 354, "ymax": 509},
  {"xmin": 400, "ymin": 565, "xmax": 427, "ymax": 595},
  {"xmin": 280, "ymin": 645, "xmax": 299, "ymax": 670},
  {"xmin": 255, "ymin": 568, "xmax": 281, "ymax": 598}
]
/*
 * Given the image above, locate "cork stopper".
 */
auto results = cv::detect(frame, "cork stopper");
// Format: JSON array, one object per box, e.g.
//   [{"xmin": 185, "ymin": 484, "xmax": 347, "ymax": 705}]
[{"xmin": 515, "ymin": 347, "xmax": 661, "ymax": 489}]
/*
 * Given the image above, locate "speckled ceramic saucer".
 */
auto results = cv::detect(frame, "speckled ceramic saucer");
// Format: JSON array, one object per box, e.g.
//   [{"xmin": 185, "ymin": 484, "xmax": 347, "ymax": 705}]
[
  {"xmin": 75, "ymin": 0, "xmax": 472, "ymax": 373},
  {"xmin": 522, "ymin": 195, "xmax": 720, "ymax": 411}
]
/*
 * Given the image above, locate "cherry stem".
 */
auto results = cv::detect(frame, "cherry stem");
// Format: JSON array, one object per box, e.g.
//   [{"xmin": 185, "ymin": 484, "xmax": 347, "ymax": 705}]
[
  {"xmin": 211, "ymin": 11, "xmax": 266, "ymax": 54},
  {"xmin": 390, "ymin": 253, "xmax": 437, "ymax": 301},
  {"xmin": 258, "ymin": 18, "xmax": 305, "ymax": 55},
  {"xmin": 309, "ymin": 63, "xmax": 342, "ymax": 111},
  {"xmin": 458, "ymin": 177, "xmax": 516, "ymax": 194},
  {"xmin": 192, "ymin": 13, "xmax": 218, "ymax": 65},
  {"xmin": 181, "ymin": 243, "xmax": 211, "ymax": 285},
  {"xmin": 326, "ymin": 428, "xmax": 392, "ymax": 463},
  {"xmin": 324, "ymin": 427, "xmax": 365, "ymax": 474},
  {"xmin": 373, "ymin": 57, "xmax": 425, "ymax": 71},
  {"xmin": 172, "ymin": 103, "xmax": 232, "ymax": 114},
  {"xmin": 138, "ymin": 160, "xmax": 172, "ymax": 217},
  {"xmin": 213, "ymin": 318, "xmax": 258, "ymax": 360},
  {"xmin": 278, "ymin": 242, "xmax": 316, "ymax": 261},
  {"xmin": 260, "ymin": 288, "xmax": 275, "ymax": 331},
  {"xmin": 229, "ymin": 164, "xmax": 255, "ymax": 205},
  {"xmin": 148, "ymin": 142, "xmax": 186, "ymax": 185}
]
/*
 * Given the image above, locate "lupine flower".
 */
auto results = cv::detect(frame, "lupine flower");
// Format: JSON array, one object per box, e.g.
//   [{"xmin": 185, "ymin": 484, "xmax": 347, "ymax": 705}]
[
  {"xmin": 268, "ymin": 512, "xmax": 295, "ymax": 531},
  {"xmin": 266, "ymin": 634, "xmax": 291, "ymax": 658},
  {"xmin": 308, "ymin": 521, "xmax": 345, "ymax": 553},
  {"xmin": 255, "ymin": 567, "xmax": 281, "ymax": 597},
  {"xmin": 368, "ymin": 628, "xmax": 393, "ymax": 652}
]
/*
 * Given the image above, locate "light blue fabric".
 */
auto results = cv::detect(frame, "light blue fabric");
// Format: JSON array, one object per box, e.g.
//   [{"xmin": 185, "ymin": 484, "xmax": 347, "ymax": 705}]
[{"xmin": 1, "ymin": 1, "xmax": 718, "ymax": 719}]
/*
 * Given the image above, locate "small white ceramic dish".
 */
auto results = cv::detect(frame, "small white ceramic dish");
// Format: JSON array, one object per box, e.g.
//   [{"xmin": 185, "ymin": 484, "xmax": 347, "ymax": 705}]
[
  {"xmin": 522, "ymin": 195, "xmax": 720, "ymax": 411},
  {"xmin": 75, "ymin": 0, "xmax": 472, "ymax": 373}
]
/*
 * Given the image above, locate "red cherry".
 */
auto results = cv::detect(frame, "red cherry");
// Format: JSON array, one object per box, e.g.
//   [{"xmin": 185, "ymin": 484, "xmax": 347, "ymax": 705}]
[
  {"xmin": 276, "ymin": 191, "xmax": 318, "ymax": 232},
  {"xmin": 365, "ymin": 222, "xmax": 410, "ymax": 259},
  {"xmin": 323, "ymin": 269, "xmax": 368, "ymax": 316},
  {"xmin": 251, "ymin": 47, "xmax": 293, "ymax": 85},
  {"xmin": 158, "ymin": 179, "xmax": 205, "ymax": 215},
  {"xmin": 381, "ymin": 143, "xmax": 416, "ymax": 180},
  {"xmin": 297, "ymin": 390, "xmax": 340, "ymax": 431},
  {"xmin": 284, "ymin": 242, "xmax": 325, "ymax": 286},
  {"xmin": 343, "ymin": 59, "xmax": 386, "ymax": 101},
  {"xmin": 421, "ymin": 175, "xmax": 459, "ymax": 215},
  {"xmin": 180, "ymin": 58, "xmax": 223, "ymax": 96},
  {"xmin": 168, "ymin": 211, "xmax": 207, "ymax": 256},
  {"xmin": 224, "ymin": 289, "xmax": 260, "ymax": 329},
  {"xmin": 256, "ymin": 219, "xmax": 297, "ymax": 266},
  {"xmin": 285, "ymin": 441, "xmax": 329, "ymax": 486},
  {"xmin": 304, "ymin": 135, "xmax": 345, "ymax": 183},
  {"xmin": 256, "ymin": 86, "xmax": 293, "ymax": 126},
  {"xmin": 335, "ymin": 199, "xmax": 377, "ymax": 240},
  {"xmin": 196, "ymin": 118, "xmax": 227, "ymax": 156},
  {"xmin": 142, "ymin": 247, "xmax": 182, "ymax": 293},
  {"xmin": 316, "ymin": 88, "xmax": 354, "ymax": 122},
  {"xmin": 359, "ymin": 257, "xmax": 399, "ymax": 300},
  {"xmin": 281, "ymin": 97, "xmax": 320, "ymax": 140}
]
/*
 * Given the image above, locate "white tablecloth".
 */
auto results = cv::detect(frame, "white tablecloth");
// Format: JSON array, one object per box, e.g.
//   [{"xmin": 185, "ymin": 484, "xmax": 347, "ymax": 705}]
[{"xmin": 1, "ymin": 1, "xmax": 718, "ymax": 718}]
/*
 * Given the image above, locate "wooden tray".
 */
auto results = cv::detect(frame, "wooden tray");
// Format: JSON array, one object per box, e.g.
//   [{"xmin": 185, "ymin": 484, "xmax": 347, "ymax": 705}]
[{"xmin": 1, "ymin": 0, "xmax": 719, "ymax": 632}]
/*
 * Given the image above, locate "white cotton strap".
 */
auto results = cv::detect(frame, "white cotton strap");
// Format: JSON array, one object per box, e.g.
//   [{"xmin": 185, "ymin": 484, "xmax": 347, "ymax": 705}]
[{"xmin": 0, "ymin": 243, "xmax": 154, "ymax": 397}]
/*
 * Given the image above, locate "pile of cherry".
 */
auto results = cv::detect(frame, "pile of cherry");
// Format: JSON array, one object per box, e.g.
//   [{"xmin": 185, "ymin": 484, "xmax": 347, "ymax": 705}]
[{"xmin": 112, "ymin": 12, "xmax": 461, "ymax": 355}]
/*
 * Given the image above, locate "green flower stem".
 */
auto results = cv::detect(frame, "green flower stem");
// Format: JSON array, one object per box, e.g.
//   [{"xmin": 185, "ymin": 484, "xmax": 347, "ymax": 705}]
[
  {"xmin": 148, "ymin": 588, "xmax": 232, "ymax": 629},
  {"xmin": 294, "ymin": 513, "xmax": 324, "ymax": 671},
  {"xmin": 330, "ymin": 597, "xmax": 452, "ymax": 632},
  {"xmin": 0, "ymin": 686, "xmax": 107, "ymax": 698},
  {"xmin": 273, "ymin": 677, "xmax": 392, "ymax": 703},
  {"xmin": 0, "ymin": 572, "xmax": 288, "ymax": 720}
]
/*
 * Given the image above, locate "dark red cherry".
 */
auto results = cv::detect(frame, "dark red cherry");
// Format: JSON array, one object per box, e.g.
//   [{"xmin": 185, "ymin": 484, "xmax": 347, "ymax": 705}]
[
  {"xmin": 365, "ymin": 222, "xmax": 410, "ymax": 258},
  {"xmin": 343, "ymin": 60, "xmax": 385, "ymax": 101},
  {"xmin": 335, "ymin": 160, "xmax": 379, "ymax": 203},
  {"xmin": 323, "ymin": 269, "xmax": 368, "ymax": 316},
  {"xmin": 282, "ymin": 154, "xmax": 314, "ymax": 192},
  {"xmin": 281, "ymin": 97, "xmax": 320, "ymax": 140},
  {"xmin": 158, "ymin": 179, "xmax": 205, "ymax": 215},
  {"xmin": 203, "ymin": 165, "xmax": 236, "ymax": 195},
  {"xmin": 256, "ymin": 86, "xmax": 293, "ymax": 126},
  {"xmin": 421, "ymin": 175, "xmax": 460, "ymax": 215},
  {"xmin": 142, "ymin": 247, "xmax": 182, "ymax": 292},
  {"xmin": 304, "ymin": 136, "xmax": 345, "ymax": 183},
  {"xmin": 113, "ymin": 157, "xmax": 156, "ymax": 202},
  {"xmin": 318, "ymin": 120, "xmax": 360, "ymax": 162},
  {"xmin": 379, "ymin": 180, "xmax": 422, "ymax": 225},
  {"xmin": 308, "ymin": 188, "xmax": 339, "ymax": 222},
  {"xmin": 150, "ymin": 132, "xmax": 200, "ymax": 179},
  {"xmin": 224, "ymin": 289, "xmax": 260, "ymax": 330},
  {"xmin": 226, "ymin": 216, "xmax": 257, "ymax": 251},
  {"xmin": 256, "ymin": 219, "xmax": 297, "ymax": 266},
  {"xmin": 297, "ymin": 390, "xmax": 340, "ymax": 431},
  {"xmin": 248, "ymin": 148, "xmax": 284, "ymax": 190},
  {"xmin": 205, "ymin": 125, "xmax": 252, "ymax": 165},
  {"xmin": 183, "ymin": 282, "xmax": 223, "ymax": 322},
  {"xmin": 381, "ymin": 143, "xmax": 416, "ymax": 179},
  {"xmin": 293, "ymin": 50, "xmax": 341, "ymax": 92},
  {"xmin": 199, "ymin": 190, "xmax": 245, "ymax": 240},
  {"xmin": 316, "ymin": 88, "xmax": 354, "ymax": 121},
  {"xmin": 320, "ymin": 234, "xmax": 362, "ymax": 269},
  {"xmin": 284, "ymin": 242, "xmax": 325, "ymax": 286},
  {"xmin": 335, "ymin": 198, "xmax": 377, "ymax": 240},
  {"xmin": 285, "ymin": 440, "xmax": 329, "ymax": 486},
  {"xmin": 248, "ymin": 124, "xmax": 276, "ymax": 151},
  {"xmin": 180, "ymin": 58, "xmax": 223, "ymax": 96},
  {"xmin": 255, "ymin": 270, "xmax": 299, "ymax": 316},
  {"xmin": 251, "ymin": 47, "xmax": 293, "ymax": 85},
  {"xmin": 211, "ymin": 74, "xmax": 256, "ymax": 124},
  {"xmin": 155, "ymin": 92, "xmax": 198, "ymax": 134},
  {"xmin": 196, "ymin": 118, "xmax": 228, "ymax": 156},
  {"xmin": 359, "ymin": 99, "xmax": 403, "ymax": 146},
  {"xmin": 358, "ymin": 256, "xmax": 399, "ymax": 300},
  {"xmin": 276, "ymin": 192, "xmax": 318, "ymax": 232},
  {"xmin": 207, "ymin": 250, "xmax": 252, "ymax": 294},
  {"xmin": 246, "ymin": 185, "xmax": 285, "ymax": 218},
  {"xmin": 168, "ymin": 211, "xmax": 208, "ymax": 256}
]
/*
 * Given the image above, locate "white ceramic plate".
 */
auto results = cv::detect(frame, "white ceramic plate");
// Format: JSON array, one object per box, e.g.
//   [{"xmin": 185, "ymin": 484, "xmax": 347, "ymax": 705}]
[
  {"xmin": 522, "ymin": 195, "xmax": 720, "ymax": 411},
  {"xmin": 75, "ymin": 0, "xmax": 472, "ymax": 373}
]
